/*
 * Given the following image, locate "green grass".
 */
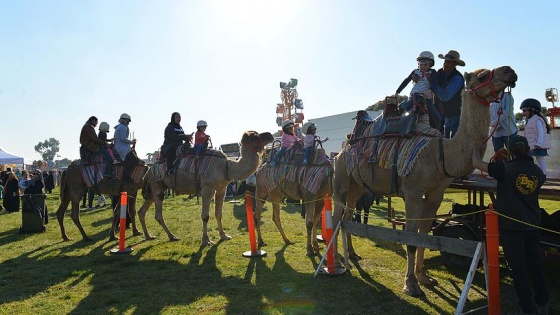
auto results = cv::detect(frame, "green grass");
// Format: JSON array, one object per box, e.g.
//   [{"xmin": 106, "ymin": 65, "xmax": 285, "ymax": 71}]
[{"xmin": 0, "ymin": 187, "xmax": 558, "ymax": 314}]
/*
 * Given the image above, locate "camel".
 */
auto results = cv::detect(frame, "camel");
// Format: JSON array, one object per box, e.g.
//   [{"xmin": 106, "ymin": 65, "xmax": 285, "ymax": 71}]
[
  {"xmin": 138, "ymin": 131, "xmax": 274, "ymax": 246},
  {"xmin": 57, "ymin": 162, "xmax": 148, "ymax": 241},
  {"xmin": 332, "ymin": 66, "xmax": 518, "ymax": 297},
  {"xmin": 254, "ymin": 152, "xmax": 332, "ymax": 256}
]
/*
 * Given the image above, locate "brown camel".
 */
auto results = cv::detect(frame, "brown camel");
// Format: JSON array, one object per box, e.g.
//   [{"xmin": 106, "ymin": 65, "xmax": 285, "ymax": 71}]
[
  {"xmin": 57, "ymin": 162, "xmax": 148, "ymax": 241},
  {"xmin": 138, "ymin": 131, "xmax": 274, "ymax": 246},
  {"xmin": 332, "ymin": 66, "xmax": 518, "ymax": 297},
  {"xmin": 254, "ymin": 155, "xmax": 332, "ymax": 256}
]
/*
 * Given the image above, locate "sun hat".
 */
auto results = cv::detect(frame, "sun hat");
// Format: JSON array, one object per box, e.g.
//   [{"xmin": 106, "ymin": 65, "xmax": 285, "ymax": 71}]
[{"xmin": 437, "ymin": 50, "xmax": 465, "ymax": 66}]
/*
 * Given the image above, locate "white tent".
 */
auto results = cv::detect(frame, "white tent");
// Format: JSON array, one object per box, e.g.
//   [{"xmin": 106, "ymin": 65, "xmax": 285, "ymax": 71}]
[{"xmin": 0, "ymin": 146, "xmax": 32, "ymax": 165}]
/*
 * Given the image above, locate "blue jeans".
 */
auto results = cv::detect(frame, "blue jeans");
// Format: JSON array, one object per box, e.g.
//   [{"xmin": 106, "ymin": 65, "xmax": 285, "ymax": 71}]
[
  {"xmin": 491, "ymin": 132, "xmax": 517, "ymax": 152},
  {"xmin": 444, "ymin": 115, "xmax": 460, "ymax": 138},
  {"xmin": 399, "ymin": 98, "xmax": 441, "ymax": 130},
  {"xmin": 303, "ymin": 147, "xmax": 313, "ymax": 163},
  {"xmin": 272, "ymin": 147, "xmax": 287, "ymax": 163},
  {"xmin": 99, "ymin": 146, "xmax": 113, "ymax": 175}
]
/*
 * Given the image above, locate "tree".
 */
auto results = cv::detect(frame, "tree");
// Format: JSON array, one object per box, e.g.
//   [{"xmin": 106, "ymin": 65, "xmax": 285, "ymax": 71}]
[
  {"xmin": 55, "ymin": 158, "xmax": 73, "ymax": 168},
  {"xmin": 35, "ymin": 138, "xmax": 60, "ymax": 161}
]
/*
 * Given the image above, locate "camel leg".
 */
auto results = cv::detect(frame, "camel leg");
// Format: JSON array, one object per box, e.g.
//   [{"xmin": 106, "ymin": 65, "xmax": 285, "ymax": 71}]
[
  {"xmin": 304, "ymin": 200, "xmax": 316, "ymax": 256},
  {"xmin": 415, "ymin": 191, "xmax": 443, "ymax": 286},
  {"xmin": 254, "ymin": 192, "xmax": 267, "ymax": 247},
  {"xmin": 214, "ymin": 188, "xmax": 232, "ymax": 241},
  {"xmin": 402, "ymin": 191, "xmax": 425, "ymax": 297},
  {"xmin": 310, "ymin": 199, "xmax": 324, "ymax": 255},
  {"xmin": 200, "ymin": 188, "xmax": 214, "ymax": 246},
  {"xmin": 56, "ymin": 197, "xmax": 72, "ymax": 241},
  {"xmin": 153, "ymin": 195, "xmax": 179, "ymax": 241},
  {"xmin": 128, "ymin": 196, "xmax": 143, "ymax": 237},
  {"xmin": 271, "ymin": 199, "xmax": 294, "ymax": 246},
  {"xmin": 69, "ymin": 199, "xmax": 92, "ymax": 242},
  {"xmin": 109, "ymin": 204, "xmax": 119, "ymax": 241},
  {"xmin": 138, "ymin": 200, "xmax": 156, "ymax": 240}
]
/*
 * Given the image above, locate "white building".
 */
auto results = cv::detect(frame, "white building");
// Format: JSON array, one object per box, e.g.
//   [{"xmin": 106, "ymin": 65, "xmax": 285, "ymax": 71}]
[{"xmin": 307, "ymin": 110, "xmax": 382, "ymax": 158}]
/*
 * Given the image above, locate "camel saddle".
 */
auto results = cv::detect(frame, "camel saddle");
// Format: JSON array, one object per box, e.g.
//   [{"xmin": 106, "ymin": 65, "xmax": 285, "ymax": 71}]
[
  {"xmin": 372, "ymin": 96, "xmax": 427, "ymax": 137},
  {"xmin": 269, "ymin": 141, "xmax": 328, "ymax": 166}
]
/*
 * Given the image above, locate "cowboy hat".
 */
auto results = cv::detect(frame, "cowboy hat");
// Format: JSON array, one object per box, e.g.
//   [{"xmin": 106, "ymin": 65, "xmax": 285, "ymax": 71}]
[{"xmin": 437, "ymin": 50, "xmax": 465, "ymax": 66}]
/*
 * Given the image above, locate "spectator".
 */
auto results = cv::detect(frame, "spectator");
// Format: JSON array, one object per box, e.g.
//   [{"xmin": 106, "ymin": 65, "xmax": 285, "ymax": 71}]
[
  {"xmin": 430, "ymin": 50, "xmax": 466, "ymax": 138},
  {"xmin": 490, "ymin": 91, "xmax": 517, "ymax": 152},
  {"xmin": 45, "ymin": 171, "xmax": 55, "ymax": 194},
  {"xmin": 521, "ymin": 98, "xmax": 552, "ymax": 176},
  {"xmin": 472, "ymin": 135, "xmax": 549, "ymax": 315},
  {"xmin": 2, "ymin": 170, "xmax": 19, "ymax": 212}
]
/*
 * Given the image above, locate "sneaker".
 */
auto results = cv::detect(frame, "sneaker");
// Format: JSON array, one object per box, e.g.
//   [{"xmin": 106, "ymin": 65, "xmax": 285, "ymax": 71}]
[
  {"xmin": 486, "ymin": 175, "xmax": 494, "ymax": 180},
  {"xmin": 302, "ymin": 159, "xmax": 308, "ymax": 165},
  {"xmin": 270, "ymin": 161, "xmax": 276, "ymax": 167}
]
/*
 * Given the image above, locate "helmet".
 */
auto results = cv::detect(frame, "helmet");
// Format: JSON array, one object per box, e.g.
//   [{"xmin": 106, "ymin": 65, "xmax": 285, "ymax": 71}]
[
  {"xmin": 302, "ymin": 122, "xmax": 316, "ymax": 134},
  {"xmin": 281, "ymin": 119, "xmax": 294, "ymax": 130},
  {"xmin": 120, "ymin": 113, "xmax": 131, "ymax": 121},
  {"xmin": 417, "ymin": 51, "xmax": 434, "ymax": 65},
  {"xmin": 99, "ymin": 122, "xmax": 110, "ymax": 132},
  {"xmin": 197, "ymin": 120, "xmax": 208, "ymax": 128},
  {"xmin": 520, "ymin": 98, "xmax": 541, "ymax": 112}
]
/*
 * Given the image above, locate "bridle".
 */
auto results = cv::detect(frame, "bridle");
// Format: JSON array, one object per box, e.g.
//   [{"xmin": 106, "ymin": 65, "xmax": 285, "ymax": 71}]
[{"xmin": 464, "ymin": 69, "xmax": 500, "ymax": 107}]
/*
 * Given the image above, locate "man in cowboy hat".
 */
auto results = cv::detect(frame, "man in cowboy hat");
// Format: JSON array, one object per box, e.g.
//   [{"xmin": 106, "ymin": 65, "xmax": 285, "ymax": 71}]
[{"xmin": 430, "ymin": 50, "xmax": 466, "ymax": 138}]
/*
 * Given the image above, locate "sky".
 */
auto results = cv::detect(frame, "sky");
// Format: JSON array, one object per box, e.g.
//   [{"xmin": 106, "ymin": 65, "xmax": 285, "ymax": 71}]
[{"xmin": 1, "ymin": 0, "xmax": 559, "ymax": 163}]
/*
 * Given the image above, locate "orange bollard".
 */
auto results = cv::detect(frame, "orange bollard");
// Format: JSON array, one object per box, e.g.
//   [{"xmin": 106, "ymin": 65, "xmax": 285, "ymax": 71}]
[
  {"xmin": 317, "ymin": 194, "xmax": 345, "ymax": 275},
  {"xmin": 485, "ymin": 204, "xmax": 500, "ymax": 315},
  {"xmin": 110, "ymin": 192, "xmax": 133, "ymax": 254},
  {"xmin": 242, "ymin": 191, "xmax": 266, "ymax": 258}
]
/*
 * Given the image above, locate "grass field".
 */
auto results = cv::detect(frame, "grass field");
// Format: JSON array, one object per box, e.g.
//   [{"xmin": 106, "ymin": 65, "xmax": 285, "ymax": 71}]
[{"xmin": 0, "ymin": 186, "xmax": 558, "ymax": 314}]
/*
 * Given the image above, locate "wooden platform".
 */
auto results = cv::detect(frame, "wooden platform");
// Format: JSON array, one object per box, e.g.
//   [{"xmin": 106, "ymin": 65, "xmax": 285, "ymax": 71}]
[{"xmin": 448, "ymin": 174, "xmax": 560, "ymax": 197}]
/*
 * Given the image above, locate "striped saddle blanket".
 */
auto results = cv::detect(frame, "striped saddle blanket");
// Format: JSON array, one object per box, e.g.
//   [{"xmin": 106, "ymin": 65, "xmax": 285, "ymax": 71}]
[
  {"xmin": 79, "ymin": 162, "xmax": 147, "ymax": 187},
  {"xmin": 256, "ymin": 161, "xmax": 333, "ymax": 196},
  {"xmin": 347, "ymin": 123, "xmax": 441, "ymax": 177}
]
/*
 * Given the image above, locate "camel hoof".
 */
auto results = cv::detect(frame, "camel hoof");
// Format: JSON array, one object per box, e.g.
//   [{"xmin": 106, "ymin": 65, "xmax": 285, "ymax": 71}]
[
  {"xmin": 132, "ymin": 230, "xmax": 143, "ymax": 236},
  {"xmin": 258, "ymin": 240, "xmax": 267, "ymax": 247},
  {"xmin": 418, "ymin": 275, "xmax": 438, "ymax": 286},
  {"xmin": 403, "ymin": 284, "xmax": 425, "ymax": 297},
  {"xmin": 349, "ymin": 251, "xmax": 362, "ymax": 261},
  {"xmin": 145, "ymin": 235, "xmax": 156, "ymax": 240},
  {"xmin": 109, "ymin": 235, "xmax": 118, "ymax": 241},
  {"xmin": 62, "ymin": 237, "xmax": 72, "ymax": 242},
  {"xmin": 284, "ymin": 239, "xmax": 295, "ymax": 245},
  {"xmin": 220, "ymin": 234, "xmax": 232, "ymax": 241},
  {"xmin": 169, "ymin": 236, "xmax": 181, "ymax": 242},
  {"xmin": 202, "ymin": 240, "xmax": 214, "ymax": 247}
]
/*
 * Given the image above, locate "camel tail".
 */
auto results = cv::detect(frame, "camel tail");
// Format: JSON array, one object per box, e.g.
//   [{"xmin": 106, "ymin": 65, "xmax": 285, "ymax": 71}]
[{"xmin": 142, "ymin": 179, "xmax": 153, "ymax": 201}]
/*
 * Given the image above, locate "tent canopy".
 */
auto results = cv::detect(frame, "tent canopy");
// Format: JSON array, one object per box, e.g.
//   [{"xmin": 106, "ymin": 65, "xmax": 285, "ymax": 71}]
[{"xmin": 0, "ymin": 146, "xmax": 32, "ymax": 165}]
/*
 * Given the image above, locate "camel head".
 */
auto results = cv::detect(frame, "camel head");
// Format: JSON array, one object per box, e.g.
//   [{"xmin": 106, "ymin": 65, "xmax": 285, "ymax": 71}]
[
  {"xmin": 241, "ymin": 131, "xmax": 275, "ymax": 153},
  {"xmin": 464, "ymin": 66, "xmax": 518, "ymax": 106}
]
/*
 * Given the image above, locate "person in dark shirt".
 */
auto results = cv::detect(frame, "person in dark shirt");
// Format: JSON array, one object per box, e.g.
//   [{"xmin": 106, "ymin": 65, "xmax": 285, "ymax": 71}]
[{"xmin": 472, "ymin": 135, "xmax": 549, "ymax": 315}]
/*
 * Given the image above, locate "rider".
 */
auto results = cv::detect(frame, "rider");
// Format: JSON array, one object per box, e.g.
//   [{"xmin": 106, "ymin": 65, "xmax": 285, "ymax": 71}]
[
  {"xmin": 396, "ymin": 51, "xmax": 441, "ymax": 129},
  {"xmin": 194, "ymin": 120, "xmax": 210, "ymax": 156},
  {"xmin": 302, "ymin": 122, "xmax": 328, "ymax": 165},
  {"xmin": 79, "ymin": 116, "xmax": 114, "ymax": 177},
  {"xmin": 114, "ymin": 113, "xmax": 138, "ymax": 179},
  {"xmin": 162, "ymin": 112, "xmax": 192, "ymax": 174},
  {"xmin": 270, "ymin": 120, "xmax": 298, "ymax": 166}
]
